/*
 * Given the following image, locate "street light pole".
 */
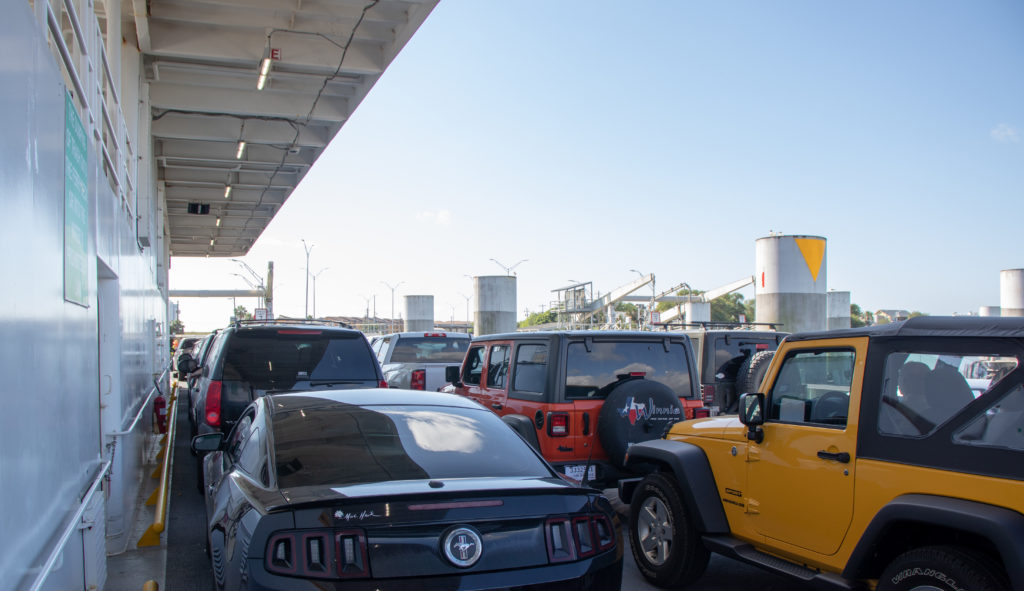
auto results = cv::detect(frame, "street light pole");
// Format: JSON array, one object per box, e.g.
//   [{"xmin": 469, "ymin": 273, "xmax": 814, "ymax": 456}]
[
  {"xmin": 310, "ymin": 267, "xmax": 329, "ymax": 319},
  {"xmin": 301, "ymin": 239, "xmax": 314, "ymax": 318},
  {"xmin": 381, "ymin": 281, "xmax": 404, "ymax": 332},
  {"xmin": 490, "ymin": 258, "xmax": 528, "ymax": 276}
]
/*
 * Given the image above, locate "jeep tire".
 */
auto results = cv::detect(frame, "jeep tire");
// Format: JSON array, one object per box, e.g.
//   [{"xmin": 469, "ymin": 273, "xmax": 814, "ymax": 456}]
[
  {"xmin": 734, "ymin": 350, "xmax": 775, "ymax": 410},
  {"xmin": 877, "ymin": 545, "xmax": 1008, "ymax": 591},
  {"xmin": 629, "ymin": 472, "xmax": 709, "ymax": 588},
  {"xmin": 598, "ymin": 379, "xmax": 683, "ymax": 467}
]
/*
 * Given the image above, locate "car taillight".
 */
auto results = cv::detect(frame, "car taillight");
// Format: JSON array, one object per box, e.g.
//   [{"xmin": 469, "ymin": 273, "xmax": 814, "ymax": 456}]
[
  {"xmin": 378, "ymin": 379, "xmax": 389, "ymax": 388},
  {"xmin": 204, "ymin": 380, "xmax": 222, "ymax": 427},
  {"xmin": 548, "ymin": 413, "xmax": 569, "ymax": 437},
  {"xmin": 629, "ymin": 371, "xmax": 646, "ymax": 377},
  {"xmin": 265, "ymin": 529, "xmax": 369, "ymax": 580},
  {"xmin": 411, "ymin": 369, "xmax": 426, "ymax": 390},
  {"xmin": 423, "ymin": 332, "xmax": 446, "ymax": 337},
  {"xmin": 694, "ymin": 407, "xmax": 712, "ymax": 419},
  {"xmin": 701, "ymin": 384, "xmax": 715, "ymax": 405},
  {"xmin": 546, "ymin": 514, "xmax": 615, "ymax": 564}
]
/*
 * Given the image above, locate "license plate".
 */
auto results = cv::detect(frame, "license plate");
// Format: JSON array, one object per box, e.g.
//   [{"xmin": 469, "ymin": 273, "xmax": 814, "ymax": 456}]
[{"xmin": 562, "ymin": 464, "xmax": 596, "ymax": 482}]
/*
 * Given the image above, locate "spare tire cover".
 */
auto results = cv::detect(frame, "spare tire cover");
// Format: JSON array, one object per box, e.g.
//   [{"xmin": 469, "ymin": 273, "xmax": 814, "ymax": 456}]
[{"xmin": 598, "ymin": 378, "xmax": 684, "ymax": 468}]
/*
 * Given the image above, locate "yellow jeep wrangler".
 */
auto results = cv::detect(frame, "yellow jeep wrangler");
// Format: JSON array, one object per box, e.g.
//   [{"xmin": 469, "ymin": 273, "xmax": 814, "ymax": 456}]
[{"xmin": 620, "ymin": 316, "xmax": 1024, "ymax": 591}]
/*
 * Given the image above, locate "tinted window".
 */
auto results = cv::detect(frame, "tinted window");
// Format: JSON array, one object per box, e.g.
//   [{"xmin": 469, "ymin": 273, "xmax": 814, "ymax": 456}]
[
  {"xmin": 487, "ymin": 345, "xmax": 510, "ymax": 389},
  {"xmin": 462, "ymin": 346, "xmax": 485, "ymax": 385},
  {"xmin": 878, "ymin": 353, "xmax": 1018, "ymax": 438},
  {"xmin": 955, "ymin": 384, "xmax": 1024, "ymax": 451},
  {"xmin": 768, "ymin": 349, "xmax": 854, "ymax": 427},
  {"xmin": 565, "ymin": 340, "xmax": 694, "ymax": 400},
  {"xmin": 272, "ymin": 403, "xmax": 551, "ymax": 488},
  {"xmin": 705, "ymin": 335, "xmax": 780, "ymax": 383},
  {"xmin": 513, "ymin": 344, "xmax": 547, "ymax": 393},
  {"xmin": 388, "ymin": 336, "xmax": 469, "ymax": 363},
  {"xmin": 220, "ymin": 330, "xmax": 378, "ymax": 391}
]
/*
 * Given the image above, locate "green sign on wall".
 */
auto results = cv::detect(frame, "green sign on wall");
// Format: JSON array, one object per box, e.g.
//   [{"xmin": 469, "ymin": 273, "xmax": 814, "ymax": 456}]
[{"xmin": 64, "ymin": 91, "xmax": 89, "ymax": 307}]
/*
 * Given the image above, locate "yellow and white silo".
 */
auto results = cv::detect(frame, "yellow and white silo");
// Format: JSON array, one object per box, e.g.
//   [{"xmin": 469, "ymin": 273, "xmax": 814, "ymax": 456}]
[{"xmin": 755, "ymin": 235, "xmax": 828, "ymax": 333}]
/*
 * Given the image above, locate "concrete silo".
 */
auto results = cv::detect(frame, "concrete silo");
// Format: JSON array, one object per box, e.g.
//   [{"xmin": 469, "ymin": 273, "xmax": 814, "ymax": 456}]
[
  {"xmin": 474, "ymin": 276, "xmax": 517, "ymax": 336},
  {"xmin": 1000, "ymin": 269, "xmax": 1024, "ymax": 317},
  {"xmin": 755, "ymin": 235, "xmax": 828, "ymax": 334},
  {"xmin": 979, "ymin": 306, "xmax": 1001, "ymax": 317},
  {"xmin": 403, "ymin": 295, "xmax": 435, "ymax": 331},
  {"xmin": 827, "ymin": 290, "xmax": 851, "ymax": 330},
  {"xmin": 684, "ymin": 301, "xmax": 711, "ymax": 324}
]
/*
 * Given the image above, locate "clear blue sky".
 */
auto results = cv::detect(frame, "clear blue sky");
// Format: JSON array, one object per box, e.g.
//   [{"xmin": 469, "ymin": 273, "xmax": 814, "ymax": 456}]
[{"xmin": 170, "ymin": 0, "xmax": 1024, "ymax": 332}]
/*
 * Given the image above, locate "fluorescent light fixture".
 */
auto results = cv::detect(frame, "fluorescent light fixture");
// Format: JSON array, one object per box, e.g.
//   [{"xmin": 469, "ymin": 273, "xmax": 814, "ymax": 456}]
[
  {"xmin": 215, "ymin": 217, "xmax": 222, "ymax": 227},
  {"xmin": 235, "ymin": 141, "xmax": 246, "ymax": 159},
  {"xmin": 224, "ymin": 185, "xmax": 232, "ymax": 198},
  {"xmin": 257, "ymin": 57, "xmax": 271, "ymax": 90},
  {"xmin": 210, "ymin": 239, "xmax": 215, "ymax": 246}
]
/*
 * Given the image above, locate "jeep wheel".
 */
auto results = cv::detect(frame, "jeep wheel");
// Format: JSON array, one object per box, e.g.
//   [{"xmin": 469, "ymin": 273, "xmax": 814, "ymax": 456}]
[
  {"xmin": 878, "ymin": 545, "xmax": 1008, "ymax": 591},
  {"xmin": 629, "ymin": 473, "xmax": 709, "ymax": 588},
  {"xmin": 734, "ymin": 350, "xmax": 775, "ymax": 410},
  {"xmin": 598, "ymin": 379, "xmax": 684, "ymax": 468}
]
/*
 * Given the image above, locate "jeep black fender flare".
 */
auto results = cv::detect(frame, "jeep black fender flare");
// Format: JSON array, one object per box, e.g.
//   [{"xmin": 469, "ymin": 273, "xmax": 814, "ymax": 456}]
[
  {"xmin": 844, "ymin": 494, "xmax": 1024, "ymax": 589},
  {"xmin": 502, "ymin": 414, "xmax": 541, "ymax": 452},
  {"xmin": 620, "ymin": 439, "xmax": 729, "ymax": 534}
]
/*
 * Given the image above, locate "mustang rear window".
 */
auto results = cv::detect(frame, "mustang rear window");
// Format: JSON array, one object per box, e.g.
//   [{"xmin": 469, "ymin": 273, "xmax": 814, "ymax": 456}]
[{"xmin": 272, "ymin": 405, "xmax": 551, "ymax": 488}]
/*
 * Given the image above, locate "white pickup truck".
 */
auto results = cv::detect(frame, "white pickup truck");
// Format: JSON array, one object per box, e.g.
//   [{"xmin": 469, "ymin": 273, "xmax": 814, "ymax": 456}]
[{"xmin": 370, "ymin": 331, "xmax": 471, "ymax": 392}]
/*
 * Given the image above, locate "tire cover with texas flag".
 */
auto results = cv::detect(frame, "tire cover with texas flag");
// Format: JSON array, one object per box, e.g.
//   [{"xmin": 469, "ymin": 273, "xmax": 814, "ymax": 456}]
[{"xmin": 597, "ymin": 378, "xmax": 684, "ymax": 468}]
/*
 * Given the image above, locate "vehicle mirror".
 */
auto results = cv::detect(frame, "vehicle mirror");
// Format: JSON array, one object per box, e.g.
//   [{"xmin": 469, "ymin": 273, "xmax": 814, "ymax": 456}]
[
  {"xmin": 176, "ymin": 353, "xmax": 194, "ymax": 375},
  {"xmin": 738, "ymin": 393, "xmax": 765, "ymax": 443},
  {"xmin": 191, "ymin": 432, "xmax": 224, "ymax": 453},
  {"xmin": 445, "ymin": 365, "xmax": 462, "ymax": 387}
]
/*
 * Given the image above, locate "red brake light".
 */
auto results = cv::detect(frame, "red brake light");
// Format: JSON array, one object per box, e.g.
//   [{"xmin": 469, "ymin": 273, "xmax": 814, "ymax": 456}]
[
  {"xmin": 378, "ymin": 379, "xmax": 389, "ymax": 388},
  {"xmin": 548, "ymin": 413, "xmax": 569, "ymax": 437},
  {"xmin": 545, "ymin": 514, "xmax": 615, "ymax": 564},
  {"xmin": 701, "ymin": 384, "xmax": 715, "ymax": 405},
  {"xmin": 629, "ymin": 371, "xmax": 646, "ymax": 377},
  {"xmin": 423, "ymin": 332, "xmax": 446, "ymax": 337},
  {"xmin": 204, "ymin": 380, "xmax": 222, "ymax": 427},
  {"xmin": 694, "ymin": 407, "xmax": 711, "ymax": 419},
  {"xmin": 411, "ymin": 369, "xmax": 426, "ymax": 390},
  {"xmin": 756, "ymin": 343, "xmax": 769, "ymax": 350}
]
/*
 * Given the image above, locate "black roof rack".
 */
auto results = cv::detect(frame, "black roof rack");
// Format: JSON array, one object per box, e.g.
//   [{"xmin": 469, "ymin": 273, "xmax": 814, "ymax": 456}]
[
  {"xmin": 653, "ymin": 321, "xmax": 783, "ymax": 331},
  {"xmin": 231, "ymin": 318, "xmax": 354, "ymax": 330}
]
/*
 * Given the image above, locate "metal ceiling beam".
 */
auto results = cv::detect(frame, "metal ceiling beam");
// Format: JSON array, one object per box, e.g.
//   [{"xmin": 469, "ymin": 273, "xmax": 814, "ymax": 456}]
[
  {"xmin": 151, "ymin": 113, "xmax": 332, "ymax": 149},
  {"xmin": 150, "ymin": 83, "xmax": 351, "ymax": 123}
]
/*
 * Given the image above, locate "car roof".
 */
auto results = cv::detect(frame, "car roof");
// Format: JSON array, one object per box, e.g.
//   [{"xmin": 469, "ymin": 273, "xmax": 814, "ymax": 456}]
[
  {"xmin": 378, "ymin": 331, "xmax": 471, "ymax": 338},
  {"xmin": 471, "ymin": 330, "xmax": 689, "ymax": 341},
  {"xmin": 787, "ymin": 316, "xmax": 1024, "ymax": 342},
  {"xmin": 227, "ymin": 322, "xmax": 362, "ymax": 336},
  {"xmin": 266, "ymin": 388, "xmax": 485, "ymax": 413}
]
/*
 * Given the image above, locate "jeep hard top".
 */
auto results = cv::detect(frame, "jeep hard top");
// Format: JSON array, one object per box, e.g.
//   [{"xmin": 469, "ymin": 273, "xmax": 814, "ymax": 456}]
[
  {"xmin": 620, "ymin": 316, "xmax": 1024, "ymax": 591},
  {"xmin": 446, "ymin": 331, "xmax": 703, "ymax": 488}
]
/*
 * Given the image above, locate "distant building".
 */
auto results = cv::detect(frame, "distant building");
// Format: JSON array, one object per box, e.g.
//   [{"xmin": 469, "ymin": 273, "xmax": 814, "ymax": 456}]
[{"xmin": 876, "ymin": 309, "xmax": 911, "ymax": 323}]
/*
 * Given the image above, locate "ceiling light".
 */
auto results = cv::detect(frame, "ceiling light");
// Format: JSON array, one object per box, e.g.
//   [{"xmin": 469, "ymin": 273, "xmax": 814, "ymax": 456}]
[
  {"xmin": 257, "ymin": 57, "xmax": 271, "ymax": 90},
  {"xmin": 224, "ymin": 185, "xmax": 232, "ymax": 198},
  {"xmin": 210, "ymin": 239, "xmax": 215, "ymax": 246},
  {"xmin": 215, "ymin": 217, "xmax": 222, "ymax": 227},
  {"xmin": 235, "ymin": 141, "xmax": 246, "ymax": 159}
]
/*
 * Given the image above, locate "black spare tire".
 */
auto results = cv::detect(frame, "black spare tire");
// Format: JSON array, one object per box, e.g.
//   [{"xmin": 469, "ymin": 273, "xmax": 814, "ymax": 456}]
[
  {"xmin": 598, "ymin": 378, "xmax": 684, "ymax": 468},
  {"xmin": 737, "ymin": 350, "xmax": 775, "ymax": 396}
]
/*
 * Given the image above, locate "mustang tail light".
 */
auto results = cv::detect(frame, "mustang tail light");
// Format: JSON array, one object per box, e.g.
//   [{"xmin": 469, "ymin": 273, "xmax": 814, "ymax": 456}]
[
  {"xmin": 546, "ymin": 513, "xmax": 615, "ymax": 564},
  {"xmin": 265, "ymin": 529, "xmax": 369, "ymax": 580},
  {"xmin": 410, "ymin": 369, "xmax": 426, "ymax": 390},
  {"xmin": 548, "ymin": 412, "xmax": 569, "ymax": 437},
  {"xmin": 204, "ymin": 381, "xmax": 223, "ymax": 427}
]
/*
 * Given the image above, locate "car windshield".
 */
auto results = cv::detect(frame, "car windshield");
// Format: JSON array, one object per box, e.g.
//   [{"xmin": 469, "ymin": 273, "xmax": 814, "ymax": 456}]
[
  {"xmin": 272, "ymin": 403, "xmax": 552, "ymax": 488},
  {"xmin": 220, "ymin": 330, "xmax": 378, "ymax": 391},
  {"xmin": 388, "ymin": 336, "xmax": 470, "ymax": 363}
]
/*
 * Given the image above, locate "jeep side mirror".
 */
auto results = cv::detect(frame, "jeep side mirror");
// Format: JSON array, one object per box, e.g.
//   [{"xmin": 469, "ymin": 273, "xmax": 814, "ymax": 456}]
[
  {"xmin": 738, "ymin": 393, "xmax": 765, "ymax": 443},
  {"xmin": 191, "ymin": 432, "xmax": 225, "ymax": 453},
  {"xmin": 445, "ymin": 365, "xmax": 463, "ymax": 387}
]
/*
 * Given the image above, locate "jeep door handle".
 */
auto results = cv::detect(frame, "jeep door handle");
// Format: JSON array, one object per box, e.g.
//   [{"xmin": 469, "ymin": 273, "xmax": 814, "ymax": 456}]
[{"xmin": 817, "ymin": 450, "xmax": 851, "ymax": 463}]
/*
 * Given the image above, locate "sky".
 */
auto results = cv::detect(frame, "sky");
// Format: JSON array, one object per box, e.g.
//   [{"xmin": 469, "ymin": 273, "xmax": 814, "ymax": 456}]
[{"xmin": 169, "ymin": 0, "xmax": 1024, "ymax": 332}]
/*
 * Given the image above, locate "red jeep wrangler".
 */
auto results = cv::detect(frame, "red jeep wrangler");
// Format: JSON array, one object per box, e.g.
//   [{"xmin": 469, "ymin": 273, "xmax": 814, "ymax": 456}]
[{"xmin": 446, "ymin": 331, "xmax": 704, "ymax": 487}]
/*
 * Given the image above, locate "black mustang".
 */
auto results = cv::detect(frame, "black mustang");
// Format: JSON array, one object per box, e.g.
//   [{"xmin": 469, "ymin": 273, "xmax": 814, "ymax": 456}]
[{"xmin": 192, "ymin": 389, "xmax": 622, "ymax": 590}]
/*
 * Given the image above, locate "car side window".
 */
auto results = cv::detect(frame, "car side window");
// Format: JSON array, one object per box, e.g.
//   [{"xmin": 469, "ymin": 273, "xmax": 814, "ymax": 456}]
[
  {"xmin": 375, "ymin": 338, "xmax": 391, "ymax": 364},
  {"xmin": 768, "ymin": 349, "xmax": 854, "ymax": 427},
  {"xmin": 513, "ymin": 344, "xmax": 547, "ymax": 393},
  {"xmin": 463, "ymin": 346, "xmax": 485, "ymax": 386},
  {"xmin": 226, "ymin": 411, "xmax": 254, "ymax": 463},
  {"xmin": 487, "ymin": 345, "xmax": 510, "ymax": 389}
]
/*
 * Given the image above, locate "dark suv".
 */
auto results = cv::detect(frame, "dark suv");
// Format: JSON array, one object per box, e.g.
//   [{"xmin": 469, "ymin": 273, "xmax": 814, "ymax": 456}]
[
  {"xmin": 677, "ymin": 327, "xmax": 787, "ymax": 413},
  {"xmin": 189, "ymin": 320, "xmax": 385, "ymax": 488},
  {"xmin": 445, "ymin": 331, "xmax": 702, "ymax": 488}
]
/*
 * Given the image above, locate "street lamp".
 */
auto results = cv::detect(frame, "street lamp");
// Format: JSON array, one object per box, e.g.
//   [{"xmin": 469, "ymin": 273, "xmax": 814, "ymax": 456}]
[
  {"xmin": 381, "ymin": 281, "xmax": 404, "ymax": 332},
  {"xmin": 301, "ymin": 239, "xmax": 314, "ymax": 318},
  {"xmin": 460, "ymin": 292, "xmax": 471, "ymax": 323},
  {"xmin": 310, "ymin": 267, "xmax": 329, "ymax": 319},
  {"xmin": 490, "ymin": 258, "xmax": 528, "ymax": 276},
  {"xmin": 231, "ymin": 259, "xmax": 265, "ymax": 307}
]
